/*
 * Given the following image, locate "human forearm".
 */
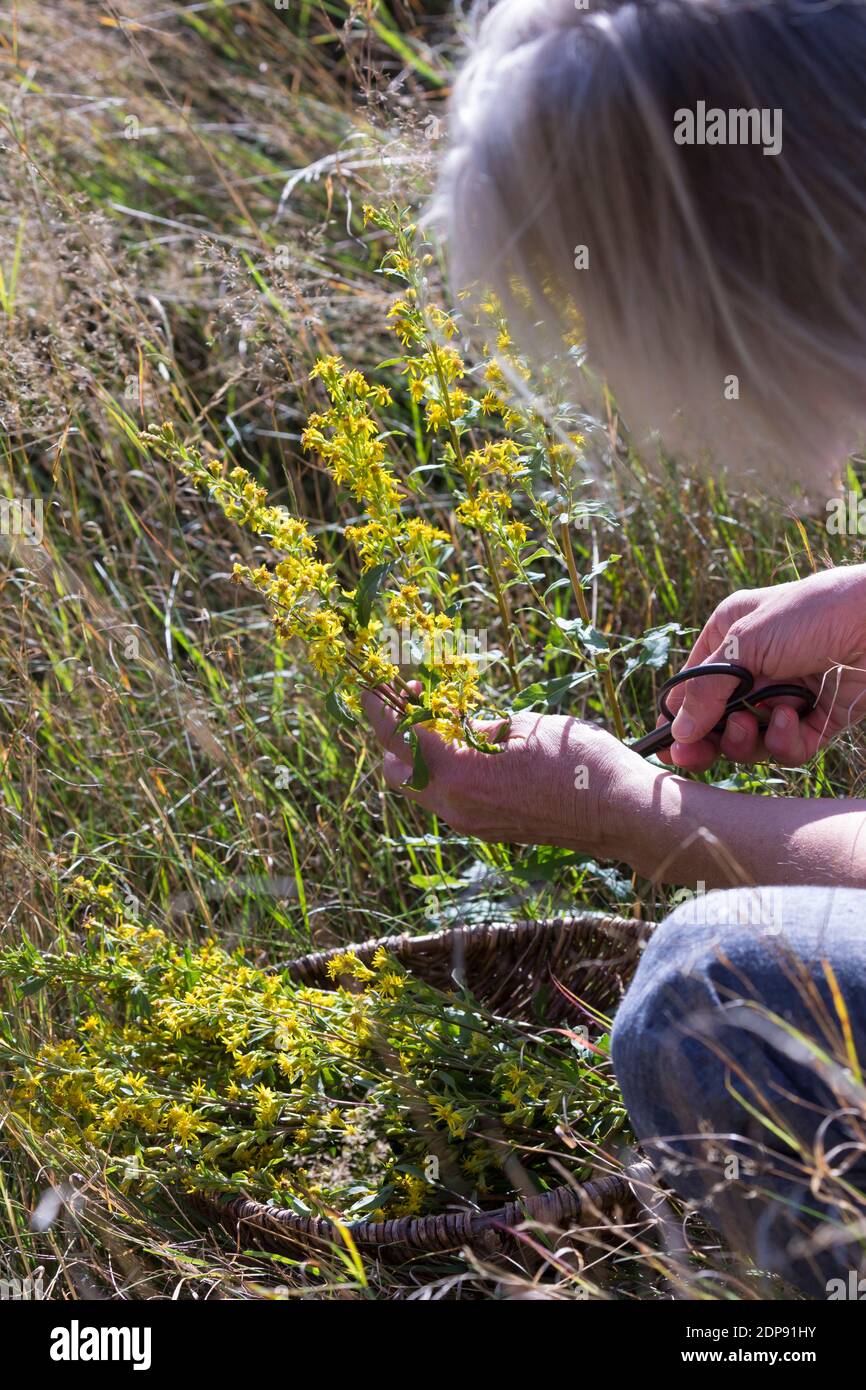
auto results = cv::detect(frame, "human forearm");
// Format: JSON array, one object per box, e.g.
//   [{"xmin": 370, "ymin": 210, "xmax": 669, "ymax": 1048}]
[
  {"xmin": 619, "ymin": 768, "xmax": 866, "ymax": 888},
  {"xmin": 364, "ymin": 689, "xmax": 866, "ymax": 891}
]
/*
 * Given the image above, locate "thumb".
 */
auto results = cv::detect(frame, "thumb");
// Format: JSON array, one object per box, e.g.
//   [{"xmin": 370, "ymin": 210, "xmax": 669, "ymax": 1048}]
[{"xmin": 669, "ymin": 656, "xmax": 747, "ymax": 744}]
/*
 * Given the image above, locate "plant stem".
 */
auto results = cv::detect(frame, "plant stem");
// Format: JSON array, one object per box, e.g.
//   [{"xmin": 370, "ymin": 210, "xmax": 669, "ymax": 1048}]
[
  {"xmin": 549, "ymin": 454, "xmax": 627, "ymax": 740},
  {"xmin": 428, "ymin": 347, "xmax": 521, "ymax": 695}
]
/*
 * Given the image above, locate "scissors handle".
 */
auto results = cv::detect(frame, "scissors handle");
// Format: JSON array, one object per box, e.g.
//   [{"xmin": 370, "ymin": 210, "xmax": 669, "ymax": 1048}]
[{"xmin": 629, "ymin": 661, "xmax": 816, "ymax": 758}]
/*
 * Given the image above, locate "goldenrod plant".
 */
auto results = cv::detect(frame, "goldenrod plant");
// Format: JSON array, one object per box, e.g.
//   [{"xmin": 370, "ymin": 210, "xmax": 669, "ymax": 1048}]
[
  {"xmin": 154, "ymin": 205, "xmax": 631, "ymax": 785},
  {"xmin": 4, "ymin": 878, "xmax": 626, "ymax": 1222}
]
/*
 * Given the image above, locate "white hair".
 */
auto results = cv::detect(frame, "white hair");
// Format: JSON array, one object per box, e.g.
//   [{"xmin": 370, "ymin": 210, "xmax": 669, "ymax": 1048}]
[{"xmin": 434, "ymin": 0, "xmax": 866, "ymax": 496}]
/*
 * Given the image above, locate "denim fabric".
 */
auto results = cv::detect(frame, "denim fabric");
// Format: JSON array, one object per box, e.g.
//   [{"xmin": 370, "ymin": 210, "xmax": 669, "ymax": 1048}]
[{"xmin": 611, "ymin": 886, "xmax": 866, "ymax": 1297}]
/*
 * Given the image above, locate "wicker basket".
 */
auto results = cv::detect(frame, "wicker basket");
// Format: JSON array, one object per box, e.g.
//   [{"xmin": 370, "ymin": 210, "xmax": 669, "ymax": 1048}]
[{"xmin": 194, "ymin": 912, "xmax": 648, "ymax": 1259}]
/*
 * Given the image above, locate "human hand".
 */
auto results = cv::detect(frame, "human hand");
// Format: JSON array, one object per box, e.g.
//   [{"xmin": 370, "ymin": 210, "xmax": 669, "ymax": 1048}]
[
  {"xmin": 660, "ymin": 566, "xmax": 866, "ymax": 771},
  {"xmin": 363, "ymin": 690, "xmax": 651, "ymax": 859}
]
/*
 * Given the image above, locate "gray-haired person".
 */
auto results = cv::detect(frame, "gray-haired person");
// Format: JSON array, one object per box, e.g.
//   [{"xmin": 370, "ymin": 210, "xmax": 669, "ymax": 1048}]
[{"xmin": 365, "ymin": 0, "xmax": 866, "ymax": 1296}]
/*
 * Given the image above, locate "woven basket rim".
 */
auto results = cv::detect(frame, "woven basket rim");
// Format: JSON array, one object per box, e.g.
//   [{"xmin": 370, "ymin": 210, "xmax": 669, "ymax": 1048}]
[
  {"xmin": 193, "ymin": 912, "xmax": 646, "ymax": 1256},
  {"xmin": 196, "ymin": 1165, "xmax": 641, "ymax": 1257},
  {"xmin": 283, "ymin": 910, "xmax": 647, "ymax": 981}
]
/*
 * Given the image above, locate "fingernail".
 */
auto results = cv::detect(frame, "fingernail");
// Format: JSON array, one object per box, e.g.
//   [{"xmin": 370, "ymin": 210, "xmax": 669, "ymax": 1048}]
[
  {"xmin": 772, "ymin": 707, "xmax": 795, "ymax": 731},
  {"xmin": 671, "ymin": 712, "xmax": 695, "ymax": 740},
  {"xmin": 727, "ymin": 719, "xmax": 747, "ymax": 745}
]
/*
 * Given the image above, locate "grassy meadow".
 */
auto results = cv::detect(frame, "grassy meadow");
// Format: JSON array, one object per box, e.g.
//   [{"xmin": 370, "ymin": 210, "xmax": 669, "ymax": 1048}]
[{"xmin": 0, "ymin": 0, "xmax": 864, "ymax": 1301}]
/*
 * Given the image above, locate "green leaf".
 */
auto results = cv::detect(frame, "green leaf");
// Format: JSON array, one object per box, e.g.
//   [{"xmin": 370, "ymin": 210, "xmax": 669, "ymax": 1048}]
[
  {"xmin": 591, "ymin": 864, "xmax": 636, "ymax": 901},
  {"xmin": 325, "ymin": 685, "xmax": 358, "ymax": 729},
  {"xmin": 397, "ymin": 705, "xmax": 434, "ymax": 731},
  {"xmin": 511, "ymin": 682, "xmax": 547, "ymax": 710},
  {"xmin": 512, "ymin": 670, "xmax": 594, "ymax": 711},
  {"xmin": 129, "ymin": 984, "xmax": 153, "ymax": 1019},
  {"xmin": 409, "ymin": 872, "xmax": 464, "ymax": 890},
  {"xmin": 344, "ymin": 1184, "xmax": 398, "ymax": 1218},
  {"xmin": 621, "ymin": 622, "xmax": 684, "ymax": 679},
  {"xmin": 519, "ymin": 547, "xmax": 556, "ymax": 567},
  {"xmin": 406, "ymin": 729, "xmax": 430, "ymax": 791},
  {"xmin": 542, "ymin": 576, "xmax": 573, "ymax": 599},
  {"xmin": 355, "ymin": 562, "xmax": 394, "ymax": 628},
  {"xmin": 461, "ymin": 718, "xmax": 507, "ymax": 752},
  {"xmin": 19, "ymin": 975, "xmax": 49, "ymax": 997},
  {"xmin": 511, "ymin": 847, "xmax": 591, "ymax": 883},
  {"xmin": 555, "ymin": 617, "xmax": 610, "ymax": 654},
  {"xmin": 578, "ymin": 554, "xmax": 621, "ymax": 588}
]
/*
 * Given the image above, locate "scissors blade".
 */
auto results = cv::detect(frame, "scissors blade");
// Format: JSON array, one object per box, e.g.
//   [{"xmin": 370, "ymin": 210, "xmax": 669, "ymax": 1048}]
[{"xmin": 629, "ymin": 723, "xmax": 675, "ymax": 757}]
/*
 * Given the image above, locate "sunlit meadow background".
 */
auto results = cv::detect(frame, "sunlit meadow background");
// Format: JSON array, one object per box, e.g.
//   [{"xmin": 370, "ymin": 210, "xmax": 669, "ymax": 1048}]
[{"xmin": 1, "ymin": 0, "xmax": 864, "ymax": 1299}]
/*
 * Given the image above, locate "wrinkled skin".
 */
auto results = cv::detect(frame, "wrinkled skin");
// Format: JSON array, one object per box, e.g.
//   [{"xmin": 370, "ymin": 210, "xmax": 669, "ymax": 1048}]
[{"xmin": 363, "ymin": 691, "xmax": 647, "ymax": 857}]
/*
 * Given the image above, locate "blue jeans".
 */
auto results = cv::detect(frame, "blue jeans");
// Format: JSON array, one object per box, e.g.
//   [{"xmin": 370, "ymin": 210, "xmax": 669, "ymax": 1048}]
[{"xmin": 611, "ymin": 886, "xmax": 866, "ymax": 1297}]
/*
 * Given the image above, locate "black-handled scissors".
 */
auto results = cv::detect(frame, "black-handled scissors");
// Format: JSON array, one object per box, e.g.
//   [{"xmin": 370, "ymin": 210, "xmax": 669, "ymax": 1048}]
[{"xmin": 629, "ymin": 661, "xmax": 817, "ymax": 759}]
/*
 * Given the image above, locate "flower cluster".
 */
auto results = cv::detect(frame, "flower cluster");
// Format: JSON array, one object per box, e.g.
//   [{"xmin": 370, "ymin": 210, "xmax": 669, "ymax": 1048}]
[
  {"xmin": 154, "ymin": 203, "xmax": 626, "ymax": 746},
  {"xmin": 302, "ymin": 355, "xmax": 451, "ymax": 574},
  {"xmin": 366, "ymin": 206, "xmax": 533, "ymax": 577},
  {"xmin": 153, "ymin": 367, "xmax": 499, "ymax": 747},
  {"xmin": 144, "ymin": 422, "xmax": 351, "ymax": 678},
  {"xmin": 5, "ymin": 879, "xmax": 627, "ymax": 1222}
]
